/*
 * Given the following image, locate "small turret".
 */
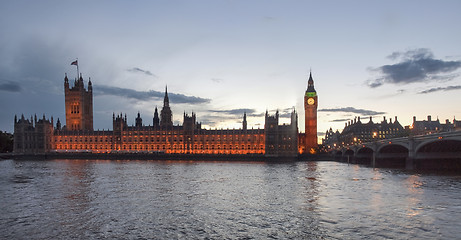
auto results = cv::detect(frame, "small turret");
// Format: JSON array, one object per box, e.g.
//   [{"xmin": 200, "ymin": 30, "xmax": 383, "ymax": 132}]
[
  {"xmin": 153, "ymin": 107, "xmax": 159, "ymax": 127},
  {"xmin": 243, "ymin": 112, "xmax": 247, "ymax": 130},
  {"xmin": 88, "ymin": 77, "xmax": 92, "ymax": 91},
  {"xmin": 64, "ymin": 73, "xmax": 69, "ymax": 89},
  {"xmin": 56, "ymin": 118, "xmax": 61, "ymax": 130},
  {"xmin": 135, "ymin": 112, "xmax": 142, "ymax": 127},
  {"xmin": 164, "ymin": 85, "xmax": 169, "ymax": 107},
  {"xmin": 160, "ymin": 86, "xmax": 173, "ymax": 128}
]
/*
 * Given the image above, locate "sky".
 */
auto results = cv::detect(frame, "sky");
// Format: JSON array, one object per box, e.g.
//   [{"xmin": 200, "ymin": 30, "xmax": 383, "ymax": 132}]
[{"xmin": 1, "ymin": 0, "xmax": 461, "ymax": 141}]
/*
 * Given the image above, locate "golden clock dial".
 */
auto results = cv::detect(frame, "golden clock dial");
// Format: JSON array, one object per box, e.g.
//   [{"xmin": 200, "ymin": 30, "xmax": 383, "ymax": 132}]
[{"xmin": 307, "ymin": 98, "xmax": 315, "ymax": 105}]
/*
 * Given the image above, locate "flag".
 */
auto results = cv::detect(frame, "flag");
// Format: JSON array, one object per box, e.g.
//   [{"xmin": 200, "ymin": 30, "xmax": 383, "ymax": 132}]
[{"xmin": 71, "ymin": 60, "xmax": 78, "ymax": 66}]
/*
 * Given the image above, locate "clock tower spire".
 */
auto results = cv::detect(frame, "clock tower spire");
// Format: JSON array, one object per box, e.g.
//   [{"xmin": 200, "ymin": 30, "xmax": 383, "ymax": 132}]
[{"xmin": 304, "ymin": 71, "xmax": 318, "ymax": 153}]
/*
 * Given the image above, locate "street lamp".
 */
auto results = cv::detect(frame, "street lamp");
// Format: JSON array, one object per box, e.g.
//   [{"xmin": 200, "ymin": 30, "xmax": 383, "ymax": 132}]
[{"xmin": 372, "ymin": 132, "xmax": 377, "ymax": 168}]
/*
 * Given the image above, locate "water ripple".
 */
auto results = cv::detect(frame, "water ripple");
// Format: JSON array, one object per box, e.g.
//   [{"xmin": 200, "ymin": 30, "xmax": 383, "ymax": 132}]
[{"xmin": 0, "ymin": 160, "xmax": 460, "ymax": 239}]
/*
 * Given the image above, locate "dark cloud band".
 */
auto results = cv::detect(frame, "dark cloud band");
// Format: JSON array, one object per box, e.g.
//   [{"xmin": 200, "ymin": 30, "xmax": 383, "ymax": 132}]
[
  {"xmin": 319, "ymin": 107, "xmax": 386, "ymax": 116},
  {"xmin": 330, "ymin": 118, "xmax": 351, "ymax": 122},
  {"xmin": 95, "ymin": 85, "xmax": 210, "ymax": 104},
  {"xmin": 210, "ymin": 108, "xmax": 258, "ymax": 115},
  {"xmin": 127, "ymin": 67, "xmax": 156, "ymax": 77},
  {"xmin": 419, "ymin": 85, "xmax": 461, "ymax": 94},
  {"xmin": 367, "ymin": 48, "xmax": 461, "ymax": 88},
  {"xmin": 0, "ymin": 80, "xmax": 21, "ymax": 92}
]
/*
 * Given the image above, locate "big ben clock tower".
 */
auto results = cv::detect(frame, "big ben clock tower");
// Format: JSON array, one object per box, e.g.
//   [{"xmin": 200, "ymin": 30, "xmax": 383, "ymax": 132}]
[{"xmin": 304, "ymin": 71, "xmax": 318, "ymax": 153}]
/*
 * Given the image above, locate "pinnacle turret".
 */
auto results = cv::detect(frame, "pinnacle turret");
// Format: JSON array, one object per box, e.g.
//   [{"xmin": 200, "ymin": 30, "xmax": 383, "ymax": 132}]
[{"xmin": 306, "ymin": 71, "xmax": 316, "ymax": 93}]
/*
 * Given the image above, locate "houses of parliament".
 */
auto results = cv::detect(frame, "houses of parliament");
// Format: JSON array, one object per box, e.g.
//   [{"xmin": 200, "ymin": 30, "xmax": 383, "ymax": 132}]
[{"xmin": 13, "ymin": 70, "xmax": 319, "ymax": 157}]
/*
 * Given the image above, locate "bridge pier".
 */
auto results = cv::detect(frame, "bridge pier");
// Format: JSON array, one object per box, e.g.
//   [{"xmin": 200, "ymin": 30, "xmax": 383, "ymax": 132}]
[
  {"xmin": 371, "ymin": 143, "xmax": 378, "ymax": 168},
  {"xmin": 406, "ymin": 138, "xmax": 415, "ymax": 170},
  {"xmin": 405, "ymin": 156, "xmax": 414, "ymax": 170}
]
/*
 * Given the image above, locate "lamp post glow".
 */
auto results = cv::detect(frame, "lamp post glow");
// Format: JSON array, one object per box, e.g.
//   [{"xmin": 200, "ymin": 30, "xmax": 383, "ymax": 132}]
[{"xmin": 372, "ymin": 132, "xmax": 377, "ymax": 168}]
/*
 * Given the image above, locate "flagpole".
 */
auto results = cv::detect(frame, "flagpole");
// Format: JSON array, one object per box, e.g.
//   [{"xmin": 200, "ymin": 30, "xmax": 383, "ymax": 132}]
[{"xmin": 77, "ymin": 58, "xmax": 79, "ymax": 79}]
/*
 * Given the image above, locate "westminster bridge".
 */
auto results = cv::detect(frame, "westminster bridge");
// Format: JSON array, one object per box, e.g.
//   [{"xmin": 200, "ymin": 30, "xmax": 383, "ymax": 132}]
[{"xmin": 330, "ymin": 131, "xmax": 461, "ymax": 171}]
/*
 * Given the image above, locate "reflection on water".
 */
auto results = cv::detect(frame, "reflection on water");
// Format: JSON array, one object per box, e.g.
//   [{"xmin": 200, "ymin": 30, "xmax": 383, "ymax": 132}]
[{"xmin": 1, "ymin": 159, "xmax": 460, "ymax": 239}]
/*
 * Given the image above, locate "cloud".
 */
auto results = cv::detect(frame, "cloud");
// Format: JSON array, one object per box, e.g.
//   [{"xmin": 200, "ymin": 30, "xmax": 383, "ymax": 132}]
[
  {"xmin": 198, "ymin": 114, "xmax": 235, "ymax": 126},
  {"xmin": 330, "ymin": 118, "xmax": 351, "ymax": 122},
  {"xmin": 367, "ymin": 48, "xmax": 461, "ymax": 88},
  {"xmin": 95, "ymin": 85, "xmax": 211, "ymax": 104},
  {"xmin": 418, "ymin": 85, "xmax": 461, "ymax": 94},
  {"xmin": 211, "ymin": 78, "xmax": 223, "ymax": 83},
  {"xmin": 127, "ymin": 67, "xmax": 157, "ymax": 77},
  {"xmin": 319, "ymin": 107, "xmax": 386, "ymax": 116},
  {"xmin": 210, "ymin": 108, "xmax": 258, "ymax": 116},
  {"xmin": 199, "ymin": 108, "xmax": 265, "ymax": 128},
  {"xmin": 277, "ymin": 107, "xmax": 296, "ymax": 118},
  {"xmin": 263, "ymin": 16, "xmax": 276, "ymax": 21},
  {"xmin": 0, "ymin": 80, "xmax": 21, "ymax": 92}
]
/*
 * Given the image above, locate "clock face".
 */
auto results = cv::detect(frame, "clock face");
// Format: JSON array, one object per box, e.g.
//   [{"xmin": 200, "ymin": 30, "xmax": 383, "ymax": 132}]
[{"xmin": 307, "ymin": 98, "xmax": 315, "ymax": 105}]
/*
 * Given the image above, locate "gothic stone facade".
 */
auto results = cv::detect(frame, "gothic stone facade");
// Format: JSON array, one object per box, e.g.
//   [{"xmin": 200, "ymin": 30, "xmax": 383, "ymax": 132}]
[{"xmin": 14, "ymin": 73, "xmax": 299, "ymax": 157}]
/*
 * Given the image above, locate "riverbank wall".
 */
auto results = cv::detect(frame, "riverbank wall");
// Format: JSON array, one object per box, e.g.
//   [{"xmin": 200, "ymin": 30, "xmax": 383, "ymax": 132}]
[{"xmin": 7, "ymin": 152, "xmax": 330, "ymax": 162}]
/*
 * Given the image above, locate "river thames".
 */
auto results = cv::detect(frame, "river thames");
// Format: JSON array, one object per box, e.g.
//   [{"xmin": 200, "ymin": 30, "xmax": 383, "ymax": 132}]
[{"xmin": 1, "ymin": 159, "xmax": 460, "ymax": 239}]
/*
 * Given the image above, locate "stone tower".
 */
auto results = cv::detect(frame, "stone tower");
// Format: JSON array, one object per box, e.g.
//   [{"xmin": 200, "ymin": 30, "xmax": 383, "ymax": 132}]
[
  {"xmin": 304, "ymin": 71, "xmax": 318, "ymax": 152},
  {"xmin": 153, "ymin": 106, "xmax": 160, "ymax": 128},
  {"xmin": 64, "ymin": 73, "xmax": 93, "ymax": 131},
  {"xmin": 160, "ymin": 86, "xmax": 173, "ymax": 128}
]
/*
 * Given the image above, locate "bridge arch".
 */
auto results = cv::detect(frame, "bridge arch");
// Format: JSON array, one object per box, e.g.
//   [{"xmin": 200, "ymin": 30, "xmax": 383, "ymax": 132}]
[
  {"xmin": 344, "ymin": 149, "xmax": 354, "ymax": 156},
  {"xmin": 416, "ymin": 139, "xmax": 461, "ymax": 153},
  {"xmin": 333, "ymin": 150, "xmax": 343, "ymax": 161},
  {"xmin": 357, "ymin": 147, "xmax": 373, "ymax": 154},
  {"xmin": 414, "ymin": 139, "xmax": 461, "ymax": 170},
  {"xmin": 375, "ymin": 144, "xmax": 408, "ymax": 168},
  {"xmin": 377, "ymin": 143, "xmax": 408, "ymax": 153},
  {"xmin": 355, "ymin": 147, "xmax": 374, "ymax": 164},
  {"xmin": 341, "ymin": 149, "xmax": 354, "ymax": 162}
]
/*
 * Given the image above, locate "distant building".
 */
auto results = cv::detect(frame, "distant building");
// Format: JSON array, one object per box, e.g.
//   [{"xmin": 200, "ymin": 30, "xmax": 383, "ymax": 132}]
[
  {"xmin": 13, "ymin": 114, "xmax": 54, "ymax": 154},
  {"xmin": 323, "ymin": 116, "xmax": 405, "ymax": 149},
  {"xmin": 454, "ymin": 118, "xmax": 461, "ymax": 131},
  {"xmin": 322, "ymin": 128, "xmax": 340, "ymax": 149},
  {"xmin": 0, "ymin": 130, "xmax": 14, "ymax": 153},
  {"xmin": 407, "ymin": 115, "xmax": 460, "ymax": 135},
  {"xmin": 14, "ymin": 72, "xmax": 300, "ymax": 157},
  {"xmin": 265, "ymin": 110, "xmax": 298, "ymax": 157}
]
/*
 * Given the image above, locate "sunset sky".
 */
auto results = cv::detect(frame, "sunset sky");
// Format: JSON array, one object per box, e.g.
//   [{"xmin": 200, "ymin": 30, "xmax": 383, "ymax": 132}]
[{"xmin": 1, "ymin": 0, "xmax": 461, "ymax": 140}]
